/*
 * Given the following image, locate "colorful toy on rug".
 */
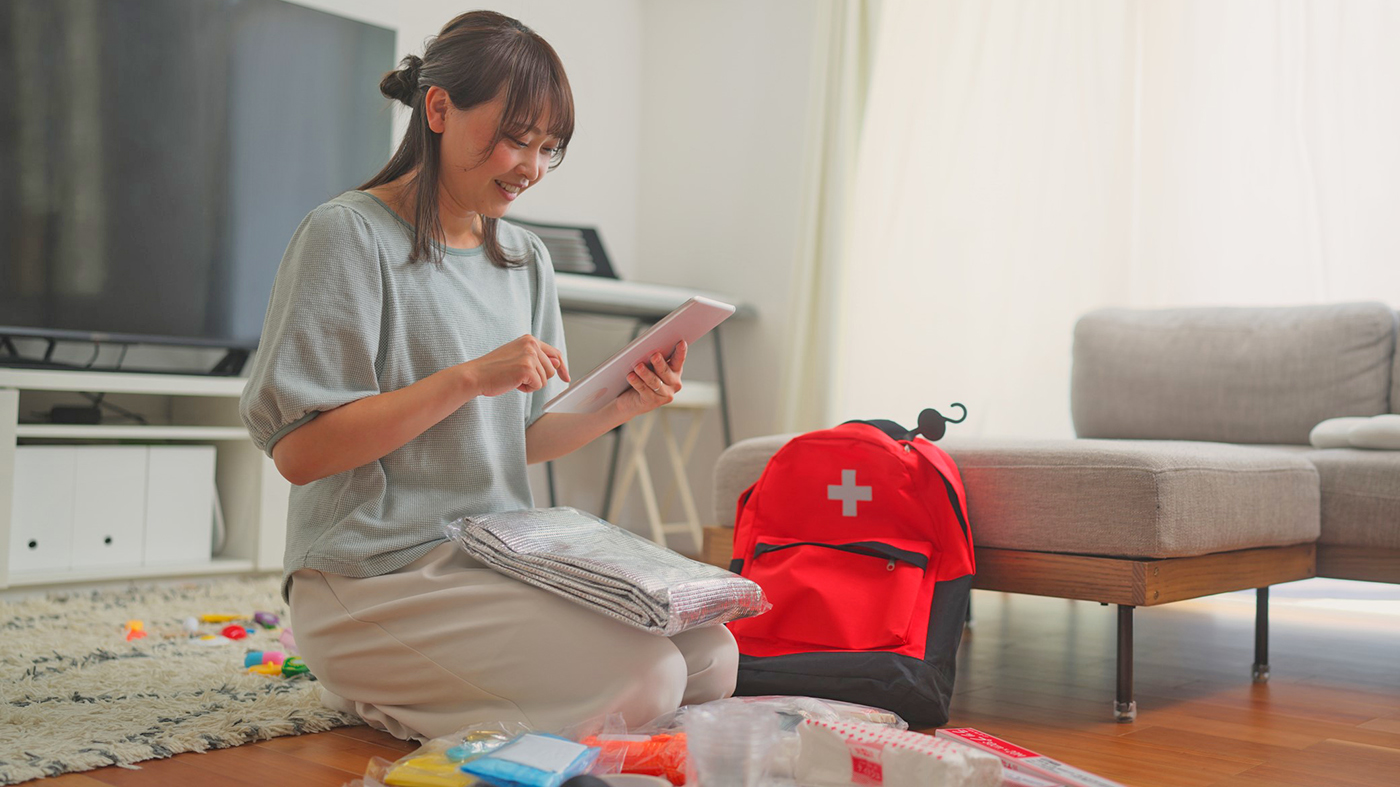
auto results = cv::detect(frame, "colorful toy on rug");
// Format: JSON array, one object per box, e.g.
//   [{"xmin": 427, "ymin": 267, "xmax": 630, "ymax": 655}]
[
  {"xmin": 122, "ymin": 620, "xmax": 147, "ymax": 641},
  {"xmin": 254, "ymin": 611, "xmax": 280, "ymax": 628},
  {"xmin": 247, "ymin": 655, "xmax": 310, "ymax": 678},
  {"xmin": 278, "ymin": 627, "xmax": 299, "ymax": 654},
  {"xmin": 243, "ymin": 650, "xmax": 287, "ymax": 668}
]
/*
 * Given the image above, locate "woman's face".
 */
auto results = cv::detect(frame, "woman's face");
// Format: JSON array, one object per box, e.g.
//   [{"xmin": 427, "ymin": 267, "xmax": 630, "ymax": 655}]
[{"xmin": 425, "ymin": 87, "xmax": 562, "ymax": 221}]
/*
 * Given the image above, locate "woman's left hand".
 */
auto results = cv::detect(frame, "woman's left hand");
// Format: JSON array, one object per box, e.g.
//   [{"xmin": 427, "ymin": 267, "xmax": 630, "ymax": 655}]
[{"xmin": 615, "ymin": 340, "xmax": 687, "ymax": 419}]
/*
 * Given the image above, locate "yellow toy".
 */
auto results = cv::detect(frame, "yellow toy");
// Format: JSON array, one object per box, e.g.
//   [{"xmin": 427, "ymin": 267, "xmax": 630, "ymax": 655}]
[{"xmin": 200, "ymin": 614, "xmax": 244, "ymax": 623}]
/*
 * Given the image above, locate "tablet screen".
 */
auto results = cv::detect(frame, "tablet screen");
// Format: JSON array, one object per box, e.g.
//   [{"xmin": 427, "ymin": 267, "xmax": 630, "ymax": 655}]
[{"xmin": 542, "ymin": 296, "xmax": 736, "ymax": 414}]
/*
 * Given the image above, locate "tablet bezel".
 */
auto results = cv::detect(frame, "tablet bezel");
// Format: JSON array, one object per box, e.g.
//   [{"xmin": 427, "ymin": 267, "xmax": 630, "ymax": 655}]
[{"xmin": 541, "ymin": 295, "xmax": 737, "ymax": 415}]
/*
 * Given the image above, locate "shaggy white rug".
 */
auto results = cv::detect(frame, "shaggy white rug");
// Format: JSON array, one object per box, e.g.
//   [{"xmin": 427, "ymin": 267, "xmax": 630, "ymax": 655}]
[{"xmin": 0, "ymin": 577, "xmax": 359, "ymax": 784}]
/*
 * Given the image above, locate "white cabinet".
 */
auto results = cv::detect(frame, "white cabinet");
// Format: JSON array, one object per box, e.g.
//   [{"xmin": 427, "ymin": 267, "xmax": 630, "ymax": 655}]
[
  {"xmin": 144, "ymin": 446, "xmax": 217, "ymax": 565},
  {"xmin": 71, "ymin": 446, "xmax": 148, "ymax": 569},
  {"xmin": 8, "ymin": 447, "xmax": 76, "ymax": 573},
  {"xmin": 0, "ymin": 369, "xmax": 289, "ymax": 589}
]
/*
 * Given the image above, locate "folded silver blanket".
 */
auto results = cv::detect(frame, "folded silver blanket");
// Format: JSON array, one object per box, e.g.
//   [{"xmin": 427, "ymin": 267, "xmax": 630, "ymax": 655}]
[{"xmin": 446, "ymin": 507, "xmax": 769, "ymax": 636}]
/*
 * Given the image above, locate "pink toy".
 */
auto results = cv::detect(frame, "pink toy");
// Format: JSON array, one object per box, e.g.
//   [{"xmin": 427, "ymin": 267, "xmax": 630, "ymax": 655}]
[
  {"xmin": 243, "ymin": 651, "xmax": 287, "ymax": 668},
  {"xmin": 278, "ymin": 628, "xmax": 299, "ymax": 655}
]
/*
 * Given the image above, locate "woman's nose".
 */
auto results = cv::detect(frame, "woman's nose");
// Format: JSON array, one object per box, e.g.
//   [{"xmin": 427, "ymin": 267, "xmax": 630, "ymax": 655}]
[{"xmin": 517, "ymin": 152, "xmax": 544, "ymax": 182}]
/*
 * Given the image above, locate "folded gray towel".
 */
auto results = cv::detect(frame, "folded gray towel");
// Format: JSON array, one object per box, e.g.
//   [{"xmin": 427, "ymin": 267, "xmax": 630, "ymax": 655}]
[{"xmin": 446, "ymin": 507, "xmax": 769, "ymax": 636}]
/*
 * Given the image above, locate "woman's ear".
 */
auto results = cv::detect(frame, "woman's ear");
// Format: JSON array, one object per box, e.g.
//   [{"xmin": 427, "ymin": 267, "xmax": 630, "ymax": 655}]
[{"xmin": 424, "ymin": 86, "xmax": 450, "ymax": 134}]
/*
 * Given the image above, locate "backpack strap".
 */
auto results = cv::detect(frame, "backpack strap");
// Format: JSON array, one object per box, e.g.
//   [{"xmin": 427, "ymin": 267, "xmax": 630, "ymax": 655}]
[
  {"xmin": 909, "ymin": 439, "xmax": 975, "ymax": 565},
  {"xmin": 842, "ymin": 418, "xmax": 917, "ymax": 441},
  {"xmin": 728, "ymin": 481, "xmax": 758, "ymax": 574}
]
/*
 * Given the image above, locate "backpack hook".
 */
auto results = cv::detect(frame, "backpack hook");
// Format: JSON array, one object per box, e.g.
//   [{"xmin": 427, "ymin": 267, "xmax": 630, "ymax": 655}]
[{"xmin": 916, "ymin": 403, "xmax": 967, "ymax": 442}]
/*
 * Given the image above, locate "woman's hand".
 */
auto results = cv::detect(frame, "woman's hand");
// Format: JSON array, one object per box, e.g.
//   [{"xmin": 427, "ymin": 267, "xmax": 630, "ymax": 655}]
[
  {"xmin": 464, "ymin": 334, "xmax": 569, "ymax": 397},
  {"xmin": 613, "ymin": 340, "xmax": 687, "ymax": 419}
]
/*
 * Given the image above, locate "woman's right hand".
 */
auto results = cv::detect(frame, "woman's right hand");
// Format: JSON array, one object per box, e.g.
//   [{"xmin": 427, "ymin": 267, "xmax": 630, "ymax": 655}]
[{"xmin": 464, "ymin": 335, "xmax": 570, "ymax": 397}]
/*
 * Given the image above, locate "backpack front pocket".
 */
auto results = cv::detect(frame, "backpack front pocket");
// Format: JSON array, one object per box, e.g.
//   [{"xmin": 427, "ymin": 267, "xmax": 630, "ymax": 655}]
[{"xmin": 734, "ymin": 538, "xmax": 932, "ymax": 651}]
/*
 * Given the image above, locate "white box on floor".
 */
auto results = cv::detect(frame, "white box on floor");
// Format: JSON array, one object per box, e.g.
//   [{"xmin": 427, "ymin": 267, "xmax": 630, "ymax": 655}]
[
  {"xmin": 8, "ymin": 446, "xmax": 77, "ymax": 573},
  {"xmin": 71, "ymin": 446, "xmax": 147, "ymax": 569},
  {"xmin": 144, "ymin": 446, "xmax": 215, "ymax": 565}
]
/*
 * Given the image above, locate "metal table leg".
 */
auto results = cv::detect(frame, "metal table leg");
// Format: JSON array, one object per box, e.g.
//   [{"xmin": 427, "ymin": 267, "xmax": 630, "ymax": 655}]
[
  {"xmin": 1254, "ymin": 586, "xmax": 1270, "ymax": 682},
  {"xmin": 1116, "ymin": 605, "xmax": 1137, "ymax": 722}
]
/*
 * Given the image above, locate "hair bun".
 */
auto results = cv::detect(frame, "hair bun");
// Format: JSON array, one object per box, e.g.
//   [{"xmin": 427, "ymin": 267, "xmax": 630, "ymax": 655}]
[{"xmin": 380, "ymin": 54, "xmax": 424, "ymax": 105}]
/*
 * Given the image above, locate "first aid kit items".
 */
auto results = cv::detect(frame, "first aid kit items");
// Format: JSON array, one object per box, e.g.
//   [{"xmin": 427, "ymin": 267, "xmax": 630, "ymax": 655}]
[
  {"xmin": 726, "ymin": 416, "xmax": 976, "ymax": 726},
  {"xmin": 446, "ymin": 506, "xmax": 768, "ymax": 636},
  {"xmin": 937, "ymin": 728, "xmax": 1129, "ymax": 787},
  {"xmin": 796, "ymin": 719, "xmax": 1002, "ymax": 787},
  {"xmin": 460, "ymin": 733, "xmax": 599, "ymax": 787}
]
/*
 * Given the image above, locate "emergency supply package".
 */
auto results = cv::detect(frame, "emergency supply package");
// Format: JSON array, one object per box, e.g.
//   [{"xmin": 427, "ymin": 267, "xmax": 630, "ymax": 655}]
[
  {"xmin": 447, "ymin": 506, "xmax": 769, "ymax": 637},
  {"xmin": 725, "ymin": 415, "xmax": 976, "ymax": 727}
]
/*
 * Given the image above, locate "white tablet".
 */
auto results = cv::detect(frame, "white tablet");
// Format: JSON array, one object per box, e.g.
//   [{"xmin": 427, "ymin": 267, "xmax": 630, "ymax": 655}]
[{"xmin": 542, "ymin": 295, "xmax": 737, "ymax": 414}]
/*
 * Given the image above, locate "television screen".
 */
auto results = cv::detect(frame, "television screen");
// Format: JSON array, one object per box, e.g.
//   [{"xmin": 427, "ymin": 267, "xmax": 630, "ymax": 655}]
[{"xmin": 0, "ymin": 0, "xmax": 395, "ymax": 351}]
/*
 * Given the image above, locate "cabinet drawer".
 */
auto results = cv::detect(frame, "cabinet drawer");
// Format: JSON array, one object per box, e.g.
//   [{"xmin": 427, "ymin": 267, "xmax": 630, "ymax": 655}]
[
  {"xmin": 9, "ymin": 447, "xmax": 77, "ymax": 574},
  {"xmin": 71, "ymin": 447, "xmax": 147, "ymax": 569},
  {"xmin": 144, "ymin": 446, "xmax": 215, "ymax": 565}
]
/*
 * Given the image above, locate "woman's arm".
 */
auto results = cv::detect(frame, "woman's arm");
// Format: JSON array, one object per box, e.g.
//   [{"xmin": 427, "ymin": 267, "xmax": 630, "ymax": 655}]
[
  {"xmin": 272, "ymin": 364, "xmax": 479, "ymax": 485},
  {"xmin": 274, "ymin": 334, "xmax": 565, "ymax": 485},
  {"xmin": 525, "ymin": 340, "xmax": 687, "ymax": 464}
]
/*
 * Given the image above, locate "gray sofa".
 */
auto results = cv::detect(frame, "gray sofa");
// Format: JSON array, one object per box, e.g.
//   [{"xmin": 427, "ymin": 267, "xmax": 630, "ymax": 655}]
[{"xmin": 704, "ymin": 302, "xmax": 1400, "ymax": 721}]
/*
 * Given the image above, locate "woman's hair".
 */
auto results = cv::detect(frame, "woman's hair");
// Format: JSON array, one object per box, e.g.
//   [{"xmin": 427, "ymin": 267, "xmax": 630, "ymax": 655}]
[{"xmin": 360, "ymin": 10, "xmax": 574, "ymax": 268}]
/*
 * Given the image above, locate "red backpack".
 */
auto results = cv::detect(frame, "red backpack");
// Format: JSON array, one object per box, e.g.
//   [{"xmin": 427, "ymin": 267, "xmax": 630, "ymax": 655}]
[{"xmin": 725, "ymin": 411, "xmax": 975, "ymax": 726}]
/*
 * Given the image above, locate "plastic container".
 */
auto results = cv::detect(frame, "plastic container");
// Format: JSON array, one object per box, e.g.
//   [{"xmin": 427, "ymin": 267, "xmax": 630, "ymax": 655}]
[{"xmin": 683, "ymin": 704, "xmax": 779, "ymax": 787}]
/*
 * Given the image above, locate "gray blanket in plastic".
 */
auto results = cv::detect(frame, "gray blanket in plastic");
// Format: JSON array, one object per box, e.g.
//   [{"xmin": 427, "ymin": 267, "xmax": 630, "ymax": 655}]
[{"xmin": 446, "ymin": 506, "xmax": 769, "ymax": 636}]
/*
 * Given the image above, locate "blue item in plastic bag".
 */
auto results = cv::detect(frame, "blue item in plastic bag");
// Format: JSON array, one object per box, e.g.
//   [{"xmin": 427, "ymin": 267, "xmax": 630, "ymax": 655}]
[{"xmin": 459, "ymin": 733, "xmax": 599, "ymax": 787}]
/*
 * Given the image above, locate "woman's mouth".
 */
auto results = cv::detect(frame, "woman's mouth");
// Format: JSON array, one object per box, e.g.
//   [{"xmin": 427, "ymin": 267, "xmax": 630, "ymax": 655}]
[{"xmin": 495, "ymin": 180, "xmax": 524, "ymax": 200}]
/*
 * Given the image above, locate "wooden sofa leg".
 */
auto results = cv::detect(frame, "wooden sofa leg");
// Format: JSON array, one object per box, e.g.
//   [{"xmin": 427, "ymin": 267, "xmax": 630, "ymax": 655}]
[
  {"xmin": 1254, "ymin": 586, "xmax": 1270, "ymax": 683},
  {"xmin": 1115, "ymin": 605, "xmax": 1137, "ymax": 722}
]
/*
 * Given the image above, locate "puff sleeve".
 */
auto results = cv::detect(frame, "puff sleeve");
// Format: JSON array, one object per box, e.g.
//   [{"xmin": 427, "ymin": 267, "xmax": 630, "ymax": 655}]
[{"xmin": 240, "ymin": 205, "xmax": 383, "ymax": 456}]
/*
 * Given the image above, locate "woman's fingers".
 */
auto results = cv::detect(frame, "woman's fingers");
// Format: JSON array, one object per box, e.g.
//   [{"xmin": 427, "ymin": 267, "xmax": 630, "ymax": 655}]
[
  {"xmin": 542, "ymin": 341, "xmax": 570, "ymax": 383},
  {"xmin": 647, "ymin": 351, "xmax": 683, "ymax": 390},
  {"xmin": 632, "ymin": 361, "xmax": 665, "ymax": 393},
  {"xmin": 668, "ymin": 340, "xmax": 688, "ymax": 374}
]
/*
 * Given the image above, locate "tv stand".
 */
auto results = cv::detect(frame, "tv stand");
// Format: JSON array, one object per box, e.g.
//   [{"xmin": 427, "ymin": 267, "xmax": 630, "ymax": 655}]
[
  {"xmin": 0, "ymin": 368, "xmax": 288, "ymax": 590},
  {"xmin": 0, "ymin": 334, "xmax": 252, "ymax": 377}
]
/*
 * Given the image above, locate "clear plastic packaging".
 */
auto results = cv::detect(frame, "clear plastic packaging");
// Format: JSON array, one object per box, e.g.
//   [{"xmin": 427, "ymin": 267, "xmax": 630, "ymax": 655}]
[
  {"xmin": 683, "ymin": 703, "xmax": 780, "ymax": 787},
  {"xmin": 345, "ymin": 717, "xmax": 626, "ymax": 787}
]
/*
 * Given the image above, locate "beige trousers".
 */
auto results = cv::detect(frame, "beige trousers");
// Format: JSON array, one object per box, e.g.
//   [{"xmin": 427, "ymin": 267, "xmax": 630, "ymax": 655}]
[{"xmin": 288, "ymin": 541, "xmax": 739, "ymax": 741}]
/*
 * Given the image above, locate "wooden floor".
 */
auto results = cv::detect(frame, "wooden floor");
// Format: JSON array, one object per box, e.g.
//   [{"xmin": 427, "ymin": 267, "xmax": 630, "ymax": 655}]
[{"xmin": 37, "ymin": 587, "xmax": 1400, "ymax": 787}]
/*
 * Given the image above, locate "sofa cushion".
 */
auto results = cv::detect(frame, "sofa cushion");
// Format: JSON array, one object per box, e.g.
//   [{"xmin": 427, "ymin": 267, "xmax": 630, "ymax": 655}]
[
  {"xmin": 1303, "ymin": 449, "xmax": 1400, "ymax": 550},
  {"xmin": 944, "ymin": 438, "xmax": 1319, "ymax": 558},
  {"xmin": 1072, "ymin": 302, "xmax": 1397, "ymax": 445},
  {"xmin": 713, "ymin": 433, "xmax": 798, "ymax": 527},
  {"xmin": 713, "ymin": 435, "xmax": 1320, "ymax": 559}
]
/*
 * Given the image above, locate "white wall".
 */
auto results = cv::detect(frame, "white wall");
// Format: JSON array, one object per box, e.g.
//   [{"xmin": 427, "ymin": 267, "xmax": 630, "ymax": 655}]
[
  {"xmin": 621, "ymin": 1, "xmax": 816, "ymax": 539},
  {"xmin": 290, "ymin": 0, "xmax": 645, "ymax": 276}
]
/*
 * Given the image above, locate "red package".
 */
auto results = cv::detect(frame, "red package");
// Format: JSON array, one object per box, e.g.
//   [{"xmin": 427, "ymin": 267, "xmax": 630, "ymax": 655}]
[{"xmin": 580, "ymin": 733, "xmax": 688, "ymax": 785}]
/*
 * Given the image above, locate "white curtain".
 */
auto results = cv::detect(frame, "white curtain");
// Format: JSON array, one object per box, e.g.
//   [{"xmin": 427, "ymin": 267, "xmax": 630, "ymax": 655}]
[
  {"xmin": 829, "ymin": 0, "xmax": 1400, "ymax": 438},
  {"xmin": 778, "ymin": 0, "xmax": 881, "ymax": 434}
]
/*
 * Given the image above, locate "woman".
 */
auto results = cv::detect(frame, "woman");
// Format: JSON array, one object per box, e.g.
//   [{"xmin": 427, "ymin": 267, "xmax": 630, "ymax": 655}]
[{"xmin": 240, "ymin": 10, "xmax": 738, "ymax": 741}]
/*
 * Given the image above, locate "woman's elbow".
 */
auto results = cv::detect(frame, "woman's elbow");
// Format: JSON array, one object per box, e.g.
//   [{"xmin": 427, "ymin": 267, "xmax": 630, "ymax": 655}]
[{"xmin": 271, "ymin": 440, "xmax": 317, "ymax": 486}]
